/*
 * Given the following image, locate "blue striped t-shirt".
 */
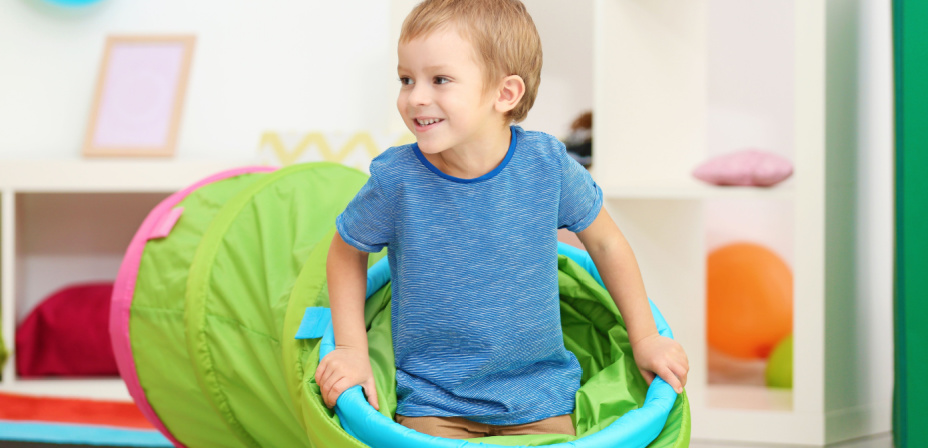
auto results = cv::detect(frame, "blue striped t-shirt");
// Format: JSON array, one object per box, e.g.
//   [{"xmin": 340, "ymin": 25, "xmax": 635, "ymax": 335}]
[{"xmin": 335, "ymin": 126, "xmax": 604, "ymax": 425}]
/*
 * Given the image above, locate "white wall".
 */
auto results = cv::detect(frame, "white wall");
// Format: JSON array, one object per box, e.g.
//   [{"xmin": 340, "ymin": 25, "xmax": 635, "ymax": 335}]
[
  {"xmin": 855, "ymin": 0, "xmax": 894, "ymax": 423},
  {"xmin": 0, "ymin": 0, "xmax": 393, "ymax": 161},
  {"xmin": 705, "ymin": 0, "xmax": 796, "ymax": 266},
  {"xmin": 521, "ymin": 0, "xmax": 594, "ymax": 138},
  {"xmin": 0, "ymin": 0, "xmax": 592, "ymax": 161}
]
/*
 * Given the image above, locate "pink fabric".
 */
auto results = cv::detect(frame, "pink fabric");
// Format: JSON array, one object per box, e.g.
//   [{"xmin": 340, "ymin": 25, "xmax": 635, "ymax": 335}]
[
  {"xmin": 149, "ymin": 207, "xmax": 184, "ymax": 240},
  {"xmin": 109, "ymin": 166, "xmax": 276, "ymax": 448},
  {"xmin": 692, "ymin": 149, "xmax": 793, "ymax": 187}
]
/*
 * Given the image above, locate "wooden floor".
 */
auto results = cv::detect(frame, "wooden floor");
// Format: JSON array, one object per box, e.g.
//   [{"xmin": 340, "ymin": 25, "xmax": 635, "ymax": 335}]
[{"xmin": 691, "ymin": 433, "xmax": 894, "ymax": 448}]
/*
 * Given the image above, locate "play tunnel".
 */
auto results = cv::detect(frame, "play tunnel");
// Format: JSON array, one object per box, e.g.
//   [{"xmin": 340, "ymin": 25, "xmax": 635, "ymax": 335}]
[{"xmin": 109, "ymin": 162, "xmax": 691, "ymax": 447}]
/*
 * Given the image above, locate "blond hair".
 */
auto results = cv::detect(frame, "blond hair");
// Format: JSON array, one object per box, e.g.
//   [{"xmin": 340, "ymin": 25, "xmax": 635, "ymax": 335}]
[{"xmin": 400, "ymin": 0, "xmax": 542, "ymax": 123}]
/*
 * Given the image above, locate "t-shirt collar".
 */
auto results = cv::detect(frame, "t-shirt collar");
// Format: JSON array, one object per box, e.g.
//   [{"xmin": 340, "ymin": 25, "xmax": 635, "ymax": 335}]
[{"xmin": 412, "ymin": 126, "xmax": 518, "ymax": 184}]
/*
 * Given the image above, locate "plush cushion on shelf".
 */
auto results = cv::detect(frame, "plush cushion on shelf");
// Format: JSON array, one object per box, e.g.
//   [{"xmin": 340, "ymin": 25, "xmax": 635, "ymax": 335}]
[
  {"xmin": 692, "ymin": 149, "xmax": 793, "ymax": 187},
  {"xmin": 16, "ymin": 283, "xmax": 117, "ymax": 377}
]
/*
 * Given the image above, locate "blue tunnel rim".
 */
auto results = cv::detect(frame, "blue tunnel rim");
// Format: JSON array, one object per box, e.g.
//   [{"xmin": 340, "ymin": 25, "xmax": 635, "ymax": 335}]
[{"xmin": 318, "ymin": 242, "xmax": 681, "ymax": 448}]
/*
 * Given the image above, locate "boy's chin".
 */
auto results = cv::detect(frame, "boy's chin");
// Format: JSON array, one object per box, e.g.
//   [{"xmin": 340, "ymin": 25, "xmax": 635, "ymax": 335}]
[
  {"xmin": 415, "ymin": 138, "xmax": 448, "ymax": 155},
  {"xmin": 417, "ymin": 143, "xmax": 446, "ymax": 155}
]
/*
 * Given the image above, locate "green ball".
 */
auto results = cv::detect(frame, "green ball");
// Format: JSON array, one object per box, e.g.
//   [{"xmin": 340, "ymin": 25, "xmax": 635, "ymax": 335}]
[{"xmin": 765, "ymin": 334, "xmax": 793, "ymax": 388}]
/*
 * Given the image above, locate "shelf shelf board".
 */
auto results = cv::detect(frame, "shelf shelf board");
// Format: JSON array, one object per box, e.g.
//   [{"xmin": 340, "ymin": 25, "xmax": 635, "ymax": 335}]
[
  {"xmin": 0, "ymin": 160, "xmax": 261, "ymax": 192},
  {"xmin": 599, "ymin": 181, "xmax": 794, "ymax": 200},
  {"xmin": 0, "ymin": 377, "xmax": 131, "ymax": 401},
  {"xmin": 707, "ymin": 383, "xmax": 793, "ymax": 412}
]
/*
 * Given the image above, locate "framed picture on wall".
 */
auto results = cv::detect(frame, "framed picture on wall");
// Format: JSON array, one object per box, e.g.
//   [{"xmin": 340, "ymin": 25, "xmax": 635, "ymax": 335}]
[{"xmin": 82, "ymin": 35, "xmax": 196, "ymax": 157}]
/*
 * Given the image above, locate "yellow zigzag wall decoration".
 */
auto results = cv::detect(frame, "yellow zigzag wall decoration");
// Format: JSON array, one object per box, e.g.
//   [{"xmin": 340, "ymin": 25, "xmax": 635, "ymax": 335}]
[{"xmin": 259, "ymin": 131, "xmax": 416, "ymax": 171}]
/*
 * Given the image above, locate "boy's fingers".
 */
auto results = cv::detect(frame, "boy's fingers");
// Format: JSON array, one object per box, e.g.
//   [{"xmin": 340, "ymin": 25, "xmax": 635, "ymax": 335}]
[
  {"xmin": 318, "ymin": 362, "xmax": 338, "ymax": 389},
  {"xmin": 363, "ymin": 378, "xmax": 380, "ymax": 410},
  {"xmin": 678, "ymin": 348, "xmax": 690, "ymax": 371},
  {"xmin": 671, "ymin": 362, "xmax": 688, "ymax": 387},
  {"xmin": 658, "ymin": 366, "xmax": 683, "ymax": 393},
  {"xmin": 320, "ymin": 377, "xmax": 334, "ymax": 407},
  {"xmin": 321, "ymin": 374, "xmax": 343, "ymax": 408},
  {"xmin": 326, "ymin": 377, "xmax": 351, "ymax": 409},
  {"xmin": 314, "ymin": 359, "xmax": 327, "ymax": 384},
  {"xmin": 639, "ymin": 368, "xmax": 655, "ymax": 385}
]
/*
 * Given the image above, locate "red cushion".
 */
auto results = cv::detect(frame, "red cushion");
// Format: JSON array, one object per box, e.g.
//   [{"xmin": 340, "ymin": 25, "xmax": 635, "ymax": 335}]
[{"xmin": 15, "ymin": 283, "xmax": 118, "ymax": 377}]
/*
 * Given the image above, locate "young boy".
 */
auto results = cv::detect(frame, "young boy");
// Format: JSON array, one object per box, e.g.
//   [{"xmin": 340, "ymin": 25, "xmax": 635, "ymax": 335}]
[{"xmin": 315, "ymin": 0, "xmax": 689, "ymax": 439}]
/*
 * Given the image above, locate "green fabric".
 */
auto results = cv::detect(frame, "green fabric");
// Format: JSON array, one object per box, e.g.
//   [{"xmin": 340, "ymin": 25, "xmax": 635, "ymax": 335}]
[
  {"xmin": 127, "ymin": 161, "xmax": 688, "ymax": 447},
  {"xmin": 184, "ymin": 163, "xmax": 376, "ymax": 448},
  {"xmin": 284, "ymin": 236, "xmax": 389, "ymax": 448},
  {"xmin": 894, "ymin": 0, "xmax": 928, "ymax": 445},
  {"xmin": 289, "ymin": 253, "xmax": 690, "ymax": 447},
  {"xmin": 0, "ymin": 326, "xmax": 7, "ymax": 377},
  {"xmin": 131, "ymin": 173, "xmax": 265, "ymax": 448}
]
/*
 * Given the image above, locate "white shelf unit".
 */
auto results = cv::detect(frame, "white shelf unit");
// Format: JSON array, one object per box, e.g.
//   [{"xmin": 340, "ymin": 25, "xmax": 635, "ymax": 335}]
[
  {"xmin": 0, "ymin": 160, "xmax": 244, "ymax": 401},
  {"xmin": 594, "ymin": 0, "xmax": 887, "ymax": 446}
]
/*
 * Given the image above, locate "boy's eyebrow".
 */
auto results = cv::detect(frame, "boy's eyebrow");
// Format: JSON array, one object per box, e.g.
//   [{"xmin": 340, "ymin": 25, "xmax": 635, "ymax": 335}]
[{"xmin": 397, "ymin": 64, "xmax": 451, "ymax": 73}]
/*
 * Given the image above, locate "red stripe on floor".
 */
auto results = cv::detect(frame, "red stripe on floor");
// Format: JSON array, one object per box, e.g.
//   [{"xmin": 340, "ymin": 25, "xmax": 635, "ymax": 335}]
[{"xmin": 0, "ymin": 392, "xmax": 154, "ymax": 429}]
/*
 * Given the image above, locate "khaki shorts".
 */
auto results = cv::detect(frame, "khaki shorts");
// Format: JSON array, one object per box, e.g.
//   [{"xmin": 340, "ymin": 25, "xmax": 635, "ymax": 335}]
[{"xmin": 395, "ymin": 413, "xmax": 575, "ymax": 439}]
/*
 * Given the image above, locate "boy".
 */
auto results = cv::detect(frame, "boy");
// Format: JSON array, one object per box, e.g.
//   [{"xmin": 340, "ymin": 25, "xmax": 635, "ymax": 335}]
[{"xmin": 315, "ymin": 0, "xmax": 689, "ymax": 439}]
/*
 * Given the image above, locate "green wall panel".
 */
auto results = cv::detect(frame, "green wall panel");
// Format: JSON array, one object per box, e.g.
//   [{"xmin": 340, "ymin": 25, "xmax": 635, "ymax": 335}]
[{"xmin": 894, "ymin": 0, "xmax": 928, "ymax": 446}]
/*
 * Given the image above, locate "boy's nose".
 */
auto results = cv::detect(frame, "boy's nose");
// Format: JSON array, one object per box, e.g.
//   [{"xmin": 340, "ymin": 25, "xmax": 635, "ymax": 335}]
[{"xmin": 408, "ymin": 84, "xmax": 431, "ymax": 106}]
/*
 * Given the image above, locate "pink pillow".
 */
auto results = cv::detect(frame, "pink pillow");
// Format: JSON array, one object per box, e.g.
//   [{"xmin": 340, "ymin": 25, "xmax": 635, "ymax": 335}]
[{"xmin": 692, "ymin": 149, "xmax": 793, "ymax": 187}]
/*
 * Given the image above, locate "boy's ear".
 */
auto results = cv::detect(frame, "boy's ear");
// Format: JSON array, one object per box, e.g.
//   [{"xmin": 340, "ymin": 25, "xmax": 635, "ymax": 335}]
[{"xmin": 494, "ymin": 75, "xmax": 526, "ymax": 115}]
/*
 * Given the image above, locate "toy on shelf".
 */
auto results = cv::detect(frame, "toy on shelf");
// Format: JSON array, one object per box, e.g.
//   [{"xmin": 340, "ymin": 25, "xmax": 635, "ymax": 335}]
[
  {"xmin": 765, "ymin": 334, "xmax": 794, "ymax": 389},
  {"xmin": 707, "ymin": 242, "xmax": 793, "ymax": 360},
  {"xmin": 16, "ymin": 283, "xmax": 118, "ymax": 378},
  {"xmin": 563, "ymin": 111, "xmax": 592, "ymax": 168},
  {"xmin": 692, "ymin": 149, "xmax": 793, "ymax": 187},
  {"xmin": 256, "ymin": 130, "xmax": 415, "ymax": 171}
]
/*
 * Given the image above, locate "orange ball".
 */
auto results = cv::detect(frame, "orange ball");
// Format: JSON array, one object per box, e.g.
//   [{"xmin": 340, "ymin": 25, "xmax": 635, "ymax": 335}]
[{"xmin": 707, "ymin": 243, "xmax": 793, "ymax": 359}]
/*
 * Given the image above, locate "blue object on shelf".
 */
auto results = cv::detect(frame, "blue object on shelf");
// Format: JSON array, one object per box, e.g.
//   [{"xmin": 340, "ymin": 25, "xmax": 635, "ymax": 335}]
[{"xmin": 43, "ymin": 0, "xmax": 104, "ymax": 6}]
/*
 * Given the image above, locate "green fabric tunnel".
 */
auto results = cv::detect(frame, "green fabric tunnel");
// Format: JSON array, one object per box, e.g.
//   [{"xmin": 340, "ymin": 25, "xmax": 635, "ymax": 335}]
[{"xmin": 110, "ymin": 162, "xmax": 691, "ymax": 447}]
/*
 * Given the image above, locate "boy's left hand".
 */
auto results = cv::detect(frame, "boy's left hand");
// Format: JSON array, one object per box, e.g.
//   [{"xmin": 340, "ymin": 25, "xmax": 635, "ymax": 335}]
[{"xmin": 631, "ymin": 333, "xmax": 689, "ymax": 394}]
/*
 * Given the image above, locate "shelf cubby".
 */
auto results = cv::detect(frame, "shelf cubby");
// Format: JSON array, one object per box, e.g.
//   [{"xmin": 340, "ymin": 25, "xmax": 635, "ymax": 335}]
[
  {"xmin": 0, "ymin": 161, "xmax": 240, "ymax": 399},
  {"xmin": 594, "ymin": 0, "xmax": 885, "ymax": 444}
]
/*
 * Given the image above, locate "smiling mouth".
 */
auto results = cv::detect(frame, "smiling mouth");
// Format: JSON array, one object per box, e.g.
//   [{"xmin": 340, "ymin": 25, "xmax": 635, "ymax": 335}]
[{"xmin": 415, "ymin": 118, "xmax": 444, "ymax": 127}]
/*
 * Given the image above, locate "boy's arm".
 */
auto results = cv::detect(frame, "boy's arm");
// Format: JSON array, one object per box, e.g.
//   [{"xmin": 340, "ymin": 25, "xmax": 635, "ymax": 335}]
[
  {"xmin": 576, "ymin": 207, "xmax": 689, "ymax": 393},
  {"xmin": 315, "ymin": 233, "xmax": 380, "ymax": 410}
]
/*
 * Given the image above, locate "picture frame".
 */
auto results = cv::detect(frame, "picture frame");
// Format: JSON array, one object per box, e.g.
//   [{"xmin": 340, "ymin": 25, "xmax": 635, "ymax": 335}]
[{"xmin": 82, "ymin": 35, "xmax": 196, "ymax": 157}]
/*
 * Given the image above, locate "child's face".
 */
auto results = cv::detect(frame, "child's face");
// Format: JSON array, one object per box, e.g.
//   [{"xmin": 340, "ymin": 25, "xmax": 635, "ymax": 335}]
[{"xmin": 397, "ymin": 26, "xmax": 503, "ymax": 155}]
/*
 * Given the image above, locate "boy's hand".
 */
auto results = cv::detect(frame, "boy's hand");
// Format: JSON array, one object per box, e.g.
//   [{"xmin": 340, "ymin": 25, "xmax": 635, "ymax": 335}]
[
  {"xmin": 315, "ymin": 346, "xmax": 380, "ymax": 410},
  {"xmin": 631, "ymin": 333, "xmax": 689, "ymax": 394}
]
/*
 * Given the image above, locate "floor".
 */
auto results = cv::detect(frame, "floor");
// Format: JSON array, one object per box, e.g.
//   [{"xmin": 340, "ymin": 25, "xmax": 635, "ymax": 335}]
[
  {"xmin": 0, "ymin": 433, "xmax": 896, "ymax": 448},
  {"xmin": 690, "ymin": 433, "xmax": 894, "ymax": 448}
]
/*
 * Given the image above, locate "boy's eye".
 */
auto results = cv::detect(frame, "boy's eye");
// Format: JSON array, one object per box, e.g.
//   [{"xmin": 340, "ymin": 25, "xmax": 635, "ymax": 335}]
[
  {"xmin": 399, "ymin": 77, "xmax": 413, "ymax": 86},
  {"xmin": 434, "ymin": 76, "xmax": 450, "ymax": 85}
]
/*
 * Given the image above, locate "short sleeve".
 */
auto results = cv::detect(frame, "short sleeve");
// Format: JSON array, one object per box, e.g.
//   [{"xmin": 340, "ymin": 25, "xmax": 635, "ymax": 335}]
[
  {"xmin": 335, "ymin": 165, "xmax": 394, "ymax": 253},
  {"xmin": 557, "ymin": 142, "xmax": 603, "ymax": 232}
]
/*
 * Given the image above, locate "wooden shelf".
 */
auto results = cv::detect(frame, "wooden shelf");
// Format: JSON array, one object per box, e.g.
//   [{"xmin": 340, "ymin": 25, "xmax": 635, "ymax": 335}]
[
  {"xmin": 592, "ymin": 0, "xmax": 884, "ymax": 445},
  {"xmin": 599, "ymin": 181, "xmax": 794, "ymax": 200},
  {"xmin": 0, "ymin": 159, "xmax": 260, "ymax": 401},
  {"xmin": 0, "ymin": 378, "xmax": 131, "ymax": 401},
  {"xmin": 707, "ymin": 384, "xmax": 793, "ymax": 412},
  {"xmin": 0, "ymin": 160, "xmax": 255, "ymax": 192}
]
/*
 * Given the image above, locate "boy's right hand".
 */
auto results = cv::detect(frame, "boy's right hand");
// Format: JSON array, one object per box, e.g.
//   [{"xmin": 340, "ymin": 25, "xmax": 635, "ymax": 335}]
[{"xmin": 315, "ymin": 346, "xmax": 380, "ymax": 410}]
